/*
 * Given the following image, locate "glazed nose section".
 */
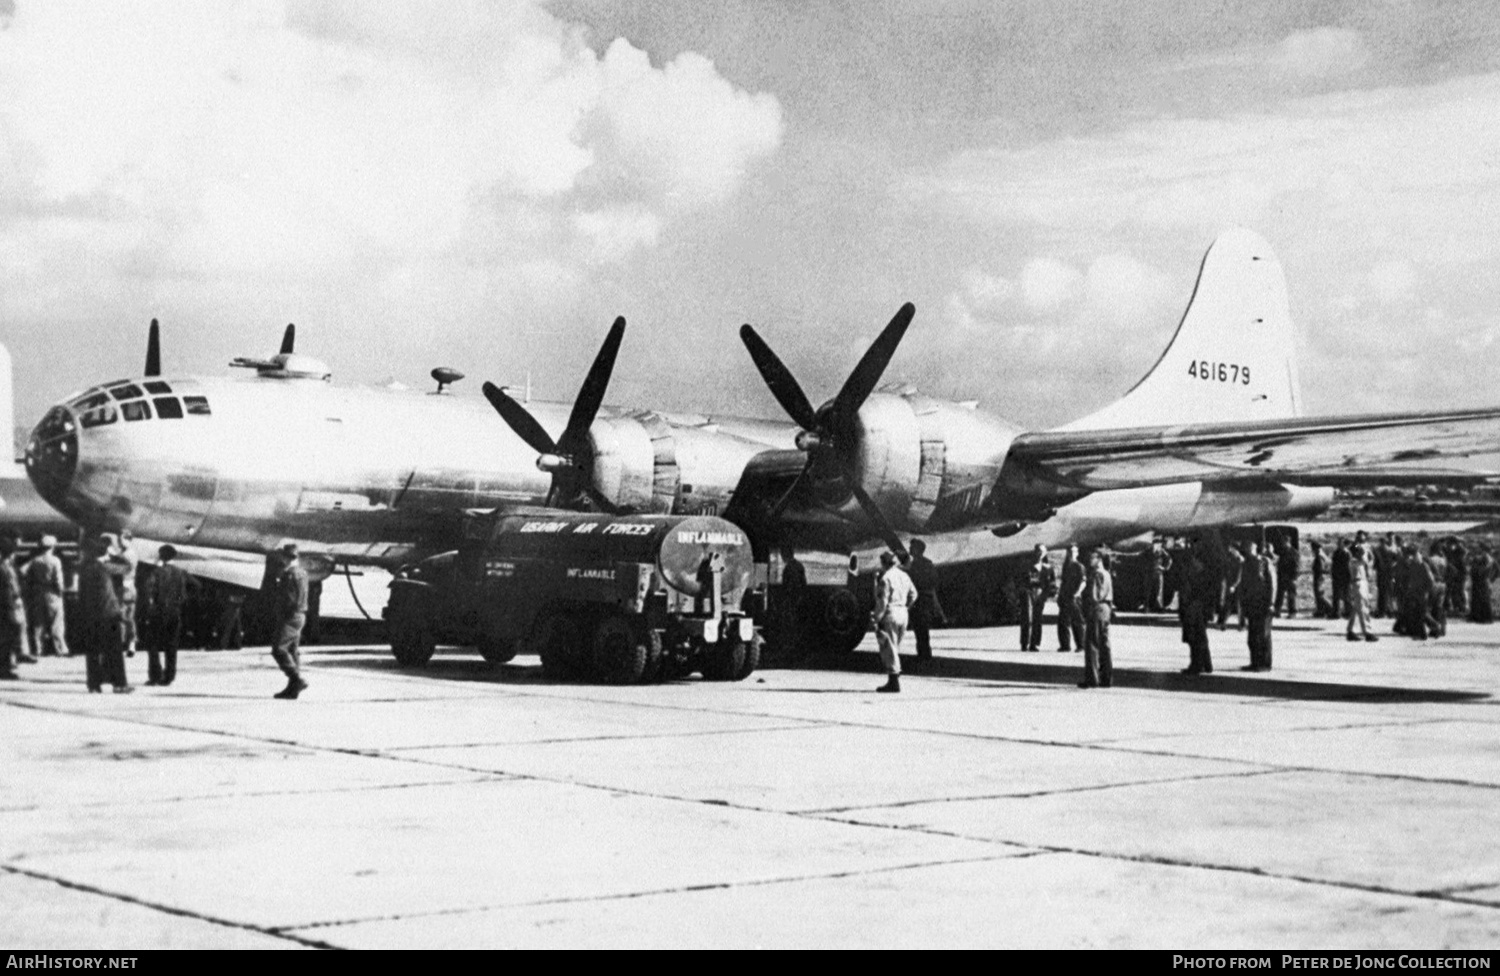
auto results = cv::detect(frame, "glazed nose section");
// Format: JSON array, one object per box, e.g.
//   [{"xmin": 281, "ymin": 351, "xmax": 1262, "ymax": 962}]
[{"xmin": 26, "ymin": 406, "xmax": 78, "ymax": 513}]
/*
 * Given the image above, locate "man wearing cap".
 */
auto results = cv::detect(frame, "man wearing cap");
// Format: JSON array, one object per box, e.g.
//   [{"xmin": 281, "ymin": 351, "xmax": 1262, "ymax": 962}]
[
  {"xmin": 23, "ymin": 534, "xmax": 69, "ymax": 658},
  {"xmin": 79, "ymin": 534, "xmax": 130, "ymax": 693},
  {"xmin": 0, "ymin": 534, "xmax": 27, "ymax": 679},
  {"xmin": 143, "ymin": 545, "xmax": 194, "ymax": 687},
  {"xmin": 872, "ymin": 549, "xmax": 916, "ymax": 693},
  {"xmin": 271, "ymin": 542, "xmax": 310, "ymax": 699}
]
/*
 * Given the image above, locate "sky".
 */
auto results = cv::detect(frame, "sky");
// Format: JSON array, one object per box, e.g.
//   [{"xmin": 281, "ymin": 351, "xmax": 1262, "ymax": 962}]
[{"xmin": 2, "ymin": 0, "xmax": 1500, "ymax": 431}]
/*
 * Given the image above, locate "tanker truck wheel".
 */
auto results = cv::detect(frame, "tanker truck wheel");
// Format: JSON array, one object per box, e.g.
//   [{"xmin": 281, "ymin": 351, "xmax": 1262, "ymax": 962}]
[
  {"xmin": 733, "ymin": 634, "xmax": 762, "ymax": 681},
  {"xmin": 477, "ymin": 634, "xmax": 518, "ymax": 665},
  {"xmin": 389, "ymin": 602, "xmax": 436, "ymax": 668},
  {"xmin": 591, "ymin": 614, "xmax": 649, "ymax": 685},
  {"xmin": 536, "ymin": 613, "xmax": 585, "ymax": 681},
  {"xmin": 700, "ymin": 638, "xmax": 746, "ymax": 681}
]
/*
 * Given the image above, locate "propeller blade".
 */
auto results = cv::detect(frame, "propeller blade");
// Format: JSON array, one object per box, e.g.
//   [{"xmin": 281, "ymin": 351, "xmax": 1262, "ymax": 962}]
[
  {"xmin": 481, "ymin": 381, "xmax": 558, "ymax": 457},
  {"xmin": 738, "ymin": 324, "xmax": 820, "ymax": 432},
  {"xmin": 831, "ymin": 303, "xmax": 915, "ymax": 422},
  {"xmin": 280, "ymin": 323, "xmax": 296, "ymax": 355},
  {"xmin": 559, "ymin": 316, "xmax": 626, "ymax": 455},
  {"xmin": 582, "ymin": 483, "xmax": 624, "ymax": 516},
  {"xmin": 849, "ymin": 479, "xmax": 907, "ymax": 557},
  {"xmin": 145, "ymin": 319, "xmax": 161, "ymax": 378}
]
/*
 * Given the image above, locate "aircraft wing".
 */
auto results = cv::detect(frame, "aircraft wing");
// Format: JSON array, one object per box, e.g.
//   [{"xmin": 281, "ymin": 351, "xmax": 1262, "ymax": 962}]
[{"xmin": 1003, "ymin": 406, "xmax": 1500, "ymax": 492}]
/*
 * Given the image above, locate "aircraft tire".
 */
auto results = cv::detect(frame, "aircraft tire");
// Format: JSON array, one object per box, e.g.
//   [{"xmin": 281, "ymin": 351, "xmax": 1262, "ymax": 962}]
[
  {"xmin": 815, "ymin": 588, "xmax": 867, "ymax": 655},
  {"xmin": 389, "ymin": 608, "xmax": 436, "ymax": 668},
  {"xmin": 732, "ymin": 634, "xmax": 762, "ymax": 681},
  {"xmin": 592, "ymin": 614, "xmax": 648, "ymax": 685},
  {"xmin": 477, "ymin": 634, "xmax": 518, "ymax": 665},
  {"xmin": 639, "ymin": 628, "xmax": 666, "ymax": 683},
  {"xmin": 536, "ymin": 613, "xmax": 585, "ymax": 681},
  {"xmin": 701, "ymin": 638, "xmax": 746, "ymax": 681}
]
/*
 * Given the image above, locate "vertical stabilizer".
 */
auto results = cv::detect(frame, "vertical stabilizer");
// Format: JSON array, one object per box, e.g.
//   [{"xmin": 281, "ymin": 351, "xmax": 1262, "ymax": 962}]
[{"xmin": 1058, "ymin": 228, "xmax": 1302, "ymax": 431}]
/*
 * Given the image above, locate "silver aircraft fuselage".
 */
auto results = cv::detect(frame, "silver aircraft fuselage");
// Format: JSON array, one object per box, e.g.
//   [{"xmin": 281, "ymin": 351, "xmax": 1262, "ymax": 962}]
[{"xmin": 25, "ymin": 372, "xmax": 1334, "ymax": 568}]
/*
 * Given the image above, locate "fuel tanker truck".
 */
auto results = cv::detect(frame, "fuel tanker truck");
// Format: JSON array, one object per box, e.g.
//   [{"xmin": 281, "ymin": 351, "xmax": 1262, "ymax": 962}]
[{"xmin": 384, "ymin": 510, "xmax": 764, "ymax": 684}]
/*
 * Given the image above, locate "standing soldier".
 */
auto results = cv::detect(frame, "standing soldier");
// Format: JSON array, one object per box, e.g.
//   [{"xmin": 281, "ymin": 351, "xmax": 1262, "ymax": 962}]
[
  {"xmin": 1018, "ymin": 545, "xmax": 1055, "ymax": 652},
  {"xmin": 1445, "ymin": 538, "xmax": 1468, "ymax": 617},
  {"xmin": 1238, "ymin": 542, "xmax": 1275, "ymax": 672},
  {"xmin": 1146, "ymin": 539, "xmax": 1172, "ymax": 613},
  {"xmin": 143, "ymin": 545, "xmax": 194, "ymax": 687},
  {"xmin": 109, "ymin": 530, "xmax": 141, "ymax": 656},
  {"xmin": 1078, "ymin": 550, "xmax": 1114, "ymax": 689},
  {"xmin": 1426, "ymin": 542, "xmax": 1449, "ymax": 639},
  {"xmin": 79, "ymin": 535, "xmax": 130, "ymax": 693},
  {"xmin": 0, "ymin": 534, "xmax": 26, "ymax": 680},
  {"xmin": 1347, "ymin": 542, "xmax": 1379, "ymax": 643},
  {"xmin": 23, "ymin": 535, "xmax": 69, "ymax": 658},
  {"xmin": 1330, "ymin": 539, "xmax": 1351, "ymax": 622},
  {"xmin": 1274, "ymin": 537, "xmax": 1301, "ymax": 618},
  {"xmin": 1374, "ymin": 534, "xmax": 1396, "ymax": 618},
  {"xmin": 1163, "ymin": 537, "xmax": 1186, "ymax": 612},
  {"xmin": 906, "ymin": 539, "xmax": 942, "ymax": 661},
  {"xmin": 1219, "ymin": 542, "xmax": 1245, "ymax": 631},
  {"xmin": 1178, "ymin": 538, "xmax": 1214, "ymax": 675},
  {"xmin": 872, "ymin": 550, "xmax": 916, "ymax": 694},
  {"xmin": 270, "ymin": 542, "xmax": 310, "ymax": 700},
  {"xmin": 1056, "ymin": 544, "xmax": 1086, "ymax": 653},
  {"xmin": 1310, "ymin": 541, "xmax": 1332, "ymax": 619},
  {"xmin": 1469, "ymin": 545, "xmax": 1497, "ymax": 623}
]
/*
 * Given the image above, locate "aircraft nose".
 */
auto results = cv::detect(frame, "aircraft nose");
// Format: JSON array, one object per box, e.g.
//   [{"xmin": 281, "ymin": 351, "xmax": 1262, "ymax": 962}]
[{"xmin": 26, "ymin": 406, "xmax": 78, "ymax": 513}]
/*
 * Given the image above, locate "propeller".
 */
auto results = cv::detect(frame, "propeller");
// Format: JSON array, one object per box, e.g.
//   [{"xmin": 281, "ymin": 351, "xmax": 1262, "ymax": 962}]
[
  {"xmin": 739, "ymin": 303, "xmax": 916, "ymax": 555},
  {"xmin": 482, "ymin": 316, "xmax": 628, "ymax": 514},
  {"xmin": 145, "ymin": 319, "xmax": 161, "ymax": 377}
]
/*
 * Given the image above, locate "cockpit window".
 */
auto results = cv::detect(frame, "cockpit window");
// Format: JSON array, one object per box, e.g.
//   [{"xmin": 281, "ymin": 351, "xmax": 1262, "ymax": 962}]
[
  {"xmin": 121, "ymin": 400, "xmax": 152, "ymax": 422},
  {"xmin": 71, "ymin": 392, "xmax": 109, "ymax": 412},
  {"xmin": 109, "ymin": 384, "xmax": 145, "ymax": 401},
  {"xmin": 79, "ymin": 404, "xmax": 117, "ymax": 428},
  {"xmin": 183, "ymin": 396, "xmax": 211, "ymax": 416},
  {"xmin": 144, "ymin": 381, "xmax": 172, "ymax": 395},
  {"xmin": 153, "ymin": 397, "xmax": 184, "ymax": 420}
]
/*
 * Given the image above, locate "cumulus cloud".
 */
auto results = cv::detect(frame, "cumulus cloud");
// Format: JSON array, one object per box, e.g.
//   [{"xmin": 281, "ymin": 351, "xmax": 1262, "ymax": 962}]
[
  {"xmin": 0, "ymin": 1, "xmax": 783, "ymax": 316},
  {"xmin": 1272, "ymin": 27, "xmax": 1371, "ymax": 79}
]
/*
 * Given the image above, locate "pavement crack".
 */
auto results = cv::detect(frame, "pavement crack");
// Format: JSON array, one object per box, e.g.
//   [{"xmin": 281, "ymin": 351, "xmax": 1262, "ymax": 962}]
[{"xmin": 0, "ymin": 863, "xmax": 343, "ymax": 949}]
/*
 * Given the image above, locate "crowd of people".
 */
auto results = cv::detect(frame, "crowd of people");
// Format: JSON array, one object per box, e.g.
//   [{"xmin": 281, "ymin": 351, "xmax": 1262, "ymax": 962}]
[
  {"xmin": 0, "ymin": 533, "xmax": 313, "ymax": 699},
  {"xmin": 859, "ymin": 528, "xmax": 1500, "ymax": 692}
]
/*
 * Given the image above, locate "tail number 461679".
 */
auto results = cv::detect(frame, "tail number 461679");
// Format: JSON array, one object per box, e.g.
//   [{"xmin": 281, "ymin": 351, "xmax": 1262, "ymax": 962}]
[{"xmin": 1188, "ymin": 360, "xmax": 1250, "ymax": 385}]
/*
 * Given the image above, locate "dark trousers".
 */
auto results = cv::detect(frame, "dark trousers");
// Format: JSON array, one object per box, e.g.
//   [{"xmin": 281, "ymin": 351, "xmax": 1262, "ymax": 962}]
[
  {"xmin": 148, "ymin": 611, "xmax": 182, "ymax": 685},
  {"xmin": 1083, "ymin": 604, "xmax": 1112, "ymax": 686},
  {"xmin": 1275, "ymin": 576, "xmax": 1297, "ymax": 616},
  {"xmin": 271, "ymin": 613, "xmax": 306, "ymax": 678},
  {"xmin": 84, "ymin": 622, "xmax": 126, "ymax": 689},
  {"xmin": 1331, "ymin": 578, "xmax": 1347, "ymax": 620},
  {"xmin": 911, "ymin": 602, "xmax": 932, "ymax": 659},
  {"xmin": 1057, "ymin": 596, "xmax": 1084, "ymax": 651},
  {"xmin": 1018, "ymin": 592, "xmax": 1046, "ymax": 650},
  {"xmin": 1147, "ymin": 573, "xmax": 1164, "ymax": 612},
  {"xmin": 1376, "ymin": 574, "xmax": 1391, "ymax": 617},
  {"xmin": 1182, "ymin": 605, "xmax": 1212, "ymax": 673},
  {"xmin": 0, "ymin": 620, "xmax": 20, "ymax": 674},
  {"xmin": 1246, "ymin": 610, "xmax": 1273, "ymax": 669}
]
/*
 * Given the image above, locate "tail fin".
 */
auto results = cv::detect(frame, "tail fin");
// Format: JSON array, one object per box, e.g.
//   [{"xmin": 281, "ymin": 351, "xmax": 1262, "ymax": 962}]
[{"xmin": 1058, "ymin": 228, "xmax": 1302, "ymax": 432}]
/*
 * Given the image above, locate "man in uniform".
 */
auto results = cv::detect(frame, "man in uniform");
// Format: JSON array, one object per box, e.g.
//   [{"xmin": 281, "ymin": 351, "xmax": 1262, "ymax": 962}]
[
  {"xmin": 1079, "ymin": 550, "xmax": 1114, "ymax": 688},
  {"xmin": 1146, "ymin": 539, "xmax": 1172, "ymax": 613},
  {"xmin": 1018, "ymin": 544, "xmax": 1055, "ymax": 652},
  {"xmin": 79, "ymin": 534, "xmax": 130, "ymax": 693},
  {"xmin": 143, "ymin": 544, "xmax": 194, "ymax": 687},
  {"xmin": 1330, "ymin": 538, "xmax": 1351, "ymax": 622},
  {"xmin": 1238, "ymin": 542, "xmax": 1275, "ymax": 672},
  {"xmin": 1218, "ymin": 542, "xmax": 1244, "ymax": 631},
  {"xmin": 1374, "ymin": 534, "xmax": 1396, "ymax": 618},
  {"xmin": 1056, "ymin": 544, "xmax": 1086, "ymax": 653},
  {"xmin": 1426, "ymin": 542, "xmax": 1449, "ymax": 639},
  {"xmin": 1178, "ymin": 538, "xmax": 1215, "ymax": 675},
  {"xmin": 1274, "ymin": 537, "xmax": 1301, "ymax": 618},
  {"xmin": 1310, "ymin": 540, "xmax": 1332, "ymax": 619},
  {"xmin": 1445, "ymin": 538, "xmax": 1468, "ymax": 617},
  {"xmin": 0, "ymin": 534, "xmax": 26, "ymax": 679},
  {"xmin": 271, "ymin": 542, "xmax": 310, "ymax": 700},
  {"xmin": 872, "ymin": 550, "xmax": 915, "ymax": 693},
  {"xmin": 23, "ymin": 534, "xmax": 69, "ymax": 658},
  {"xmin": 906, "ymin": 539, "xmax": 941, "ymax": 661},
  {"xmin": 109, "ymin": 530, "xmax": 141, "ymax": 656}
]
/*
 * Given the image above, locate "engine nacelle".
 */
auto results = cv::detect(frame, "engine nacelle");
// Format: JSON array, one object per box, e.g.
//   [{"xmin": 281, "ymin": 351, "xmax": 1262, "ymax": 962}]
[{"xmin": 848, "ymin": 392, "xmax": 1022, "ymax": 533}]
